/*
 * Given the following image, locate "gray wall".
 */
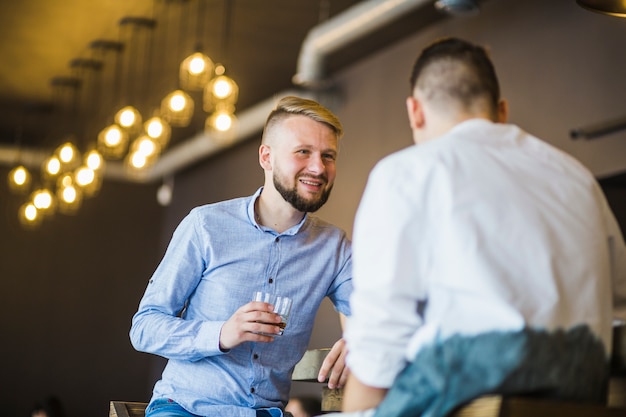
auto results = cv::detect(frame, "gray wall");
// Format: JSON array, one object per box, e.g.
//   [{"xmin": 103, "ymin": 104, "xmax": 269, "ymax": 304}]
[{"xmin": 2, "ymin": 0, "xmax": 626, "ymax": 416}]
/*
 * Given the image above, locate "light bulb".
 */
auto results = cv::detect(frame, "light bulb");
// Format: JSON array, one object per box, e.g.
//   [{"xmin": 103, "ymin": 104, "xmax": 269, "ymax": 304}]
[
  {"xmin": 57, "ymin": 142, "xmax": 78, "ymax": 164},
  {"xmin": 105, "ymin": 126, "xmax": 122, "ymax": 146},
  {"xmin": 213, "ymin": 78, "xmax": 233, "ymax": 99},
  {"xmin": 33, "ymin": 189, "xmax": 53, "ymax": 209},
  {"xmin": 8, "ymin": 165, "xmax": 31, "ymax": 192},
  {"xmin": 46, "ymin": 156, "xmax": 61, "ymax": 175},
  {"xmin": 169, "ymin": 93, "xmax": 187, "ymax": 112},
  {"xmin": 85, "ymin": 150, "xmax": 103, "ymax": 171},
  {"xmin": 131, "ymin": 152, "xmax": 147, "ymax": 169},
  {"xmin": 189, "ymin": 56, "xmax": 206, "ymax": 74},
  {"xmin": 75, "ymin": 166, "xmax": 95, "ymax": 186},
  {"xmin": 12, "ymin": 166, "xmax": 28, "ymax": 185}
]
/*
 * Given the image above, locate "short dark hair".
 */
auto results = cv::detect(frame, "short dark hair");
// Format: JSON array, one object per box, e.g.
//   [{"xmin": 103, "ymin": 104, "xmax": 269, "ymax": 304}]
[{"xmin": 409, "ymin": 37, "xmax": 501, "ymax": 119}]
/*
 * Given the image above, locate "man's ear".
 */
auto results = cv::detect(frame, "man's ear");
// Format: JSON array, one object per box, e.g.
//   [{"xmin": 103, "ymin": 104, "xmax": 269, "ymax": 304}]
[
  {"xmin": 497, "ymin": 99, "xmax": 508, "ymax": 123},
  {"xmin": 406, "ymin": 96, "xmax": 425, "ymax": 129},
  {"xmin": 259, "ymin": 144, "xmax": 272, "ymax": 170}
]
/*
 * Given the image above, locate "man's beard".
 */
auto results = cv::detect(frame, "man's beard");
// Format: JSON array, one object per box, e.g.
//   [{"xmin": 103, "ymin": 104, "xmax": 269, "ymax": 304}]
[{"xmin": 273, "ymin": 172, "xmax": 333, "ymax": 213}]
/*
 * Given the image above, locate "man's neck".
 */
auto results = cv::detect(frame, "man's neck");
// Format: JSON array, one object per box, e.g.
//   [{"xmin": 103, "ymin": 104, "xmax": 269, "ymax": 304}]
[{"xmin": 256, "ymin": 188, "xmax": 305, "ymax": 233}]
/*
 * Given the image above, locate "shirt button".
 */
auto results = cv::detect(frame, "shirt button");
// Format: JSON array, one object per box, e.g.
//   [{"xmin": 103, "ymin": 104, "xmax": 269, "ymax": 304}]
[
  {"xmin": 268, "ymin": 278, "xmax": 273, "ymax": 284},
  {"xmin": 253, "ymin": 354, "xmax": 259, "ymax": 359},
  {"xmin": 250, "ymin": 387, "xmax": 255, "ymax": 393},
  {"xmin": 275, "ymin": 237, "xmax": 280, "ymax": 243}
]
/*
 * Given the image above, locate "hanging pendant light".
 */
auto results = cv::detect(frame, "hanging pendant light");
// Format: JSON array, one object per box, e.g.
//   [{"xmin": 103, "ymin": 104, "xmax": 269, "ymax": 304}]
[
  {"xmin": 161, "ymin": 89, "xmax": 194, "ymax": 127},
  {"xmin": 8, "ymin": 165, "xmax": 32, "ymax": 194},
  {"xmin": 19, "ymin": 202, "xmax": 42, "ymax": 228},
  {"xmin": 56, "ymin": 174, "xmax": 83, "ymax": 215},
  {"xmin": 203, "ymin": 65, "xmax": 238, "ymax": 112},
  {"xmin": 179, "ymin": 0, "xmax": 215, "ymax": 91},
  {"xmin": 55, "ymin": 141, "xmax": 81, "ymax": 171},
  {"xmin": 97, "ymin": 123, "xmax": 129, "ymax": 159},
  {"xmin": 205, "ymin": 102, "xmax": 237, "ymax": 140},
  {"xmin": 144, "ymin": 115, "xmax": 171, "ymax": 148},
  {"xmin": 30, "ymin": 188, "xmax": 56, "ymax": 217},
  {"xmin": 126, "ymin": 134, "xmax": 161, "ymax": 173},
  {"xmin": 180, "ymin": 51, "xmax": 215, "ymax": 91}
]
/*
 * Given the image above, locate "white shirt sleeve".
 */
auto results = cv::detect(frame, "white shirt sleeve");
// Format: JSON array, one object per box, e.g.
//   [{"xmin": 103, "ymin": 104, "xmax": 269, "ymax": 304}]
[{"xmin": 346, "ymin": 156, "xmax": 427, "ymax": 388}]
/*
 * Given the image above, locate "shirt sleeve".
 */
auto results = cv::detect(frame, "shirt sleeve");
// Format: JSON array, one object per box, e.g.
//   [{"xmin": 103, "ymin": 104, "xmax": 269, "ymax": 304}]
[
  {"xmin": 129, "ymin": 209, "xmax": 226, "ymax": 361},
  {"xmin": 346, "ymin": 158, "xmax": 427, "ymax": 388}
]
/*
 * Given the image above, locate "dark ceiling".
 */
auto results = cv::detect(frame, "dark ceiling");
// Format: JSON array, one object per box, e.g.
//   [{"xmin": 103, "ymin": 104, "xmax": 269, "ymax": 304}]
[{"xmin": 0, "ymin": 0, "xmax": 448, "ymax": 155}]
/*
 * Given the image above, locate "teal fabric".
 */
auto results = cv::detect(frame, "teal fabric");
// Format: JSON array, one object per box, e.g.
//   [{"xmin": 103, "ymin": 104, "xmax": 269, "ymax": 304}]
[{"xmin": 373, "ymin": 325, "xmax": 608, "ymax": 417}]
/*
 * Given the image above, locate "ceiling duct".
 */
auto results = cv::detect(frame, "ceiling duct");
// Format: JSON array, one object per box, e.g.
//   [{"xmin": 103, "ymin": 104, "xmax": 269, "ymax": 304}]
[{"xmin": 293, "ymin": 0, "xmax": 433, "ymax": 88}]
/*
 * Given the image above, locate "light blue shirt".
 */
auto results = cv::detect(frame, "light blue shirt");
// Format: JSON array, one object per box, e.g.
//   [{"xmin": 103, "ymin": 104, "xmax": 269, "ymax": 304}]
[{"xmin": 130, "ymin": 187, "xmax": 352, "ymax": 417}]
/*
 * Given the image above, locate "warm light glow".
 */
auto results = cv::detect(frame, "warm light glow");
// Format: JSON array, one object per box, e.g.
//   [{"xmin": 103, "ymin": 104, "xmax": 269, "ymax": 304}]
[
  {"xmin": 213, "ymin": 77, "xmax": 234, "ymax": 99},
  {"xmin": 161, "ymin": 90, "xmax": 194, "ymax": 127},
  {"xmin": 98, "ymin": 124, "xmax": 129, "ymax": 159},
  {"xmin": 85, "ymin": 150, "xmax": 103, "ymax": 171},
  {"xmin": 115, "ymin": 106, "xmax": 142, "ymax": 130},
  {"xmin": 131, "ymin": 152, "xmax": 147, "ymax": 169},
  {"xmin": 144, "ymin": 116, "xmax": 171, "ymax": 147},
  {"xmin": 33, "ymin": 189, "xmax": 53, "ymax": 209},
  {"xmin": 11, "ymin": 166, "xmax": 28, "ymax": 185},
  {"xmin": 180, "ymin": 52, "xmax": 214, "ymax": 91},
  {"xmin": 62, "ymin": 185, "xmax": 77, "ymax": 203},
  {"xmin": 23, "ymin": 203, "xmax": 38, "ymax": 221},
  {"xmin": 19, "ymin": 202, "xmax": 41, "ymax": 227},
  {"xmin": 135, "ymin": 136, "xmax": 158, "ymax": 157},
  {"xmin": 215, "ymin": 112, "xmax": 233, "ymax": 132},
  {"xmin": 60, "ymin": 174, "xmax": 73, "ymax": 188},
  {"xmin": 8, "ymin": 165, "xmax": 31, "ymax": 193},
  {"xmin": 146, "ymin": 118, "xmax": 164, "ymax": 138},
  {"xmin": 46, "ymin": 156, "xmax": 61, "ymax": 175},
  {"xmin": 75, "ymin": 166, "xmax": 95, "ymax": 186},
  {"xmin": 189, "ymin": 56, "xmax": 206, "ymax": 74},
  {"xmin": 169, "ymin": 93, "xmax": 187, "ymax": 112},
  {"xmin": 206, "ymin": 107, "xmax": 238, "ymax": 140},
  {"xmin": 203, "ymin": 72, "xmax": 238, "ymax": 113},
  {"xmin": 57, "ymin": 142, "xmax": 78, "ymax": 164}
]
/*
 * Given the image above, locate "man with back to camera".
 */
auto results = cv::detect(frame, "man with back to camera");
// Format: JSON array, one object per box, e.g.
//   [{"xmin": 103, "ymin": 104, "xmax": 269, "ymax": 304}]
[
  {"xmin": 130, "ymin": 96, "xmax": 352, "ymax": 417},
  {"xmin": 336, "ymin": 38, "xmax": 626, "ymax": 417}
]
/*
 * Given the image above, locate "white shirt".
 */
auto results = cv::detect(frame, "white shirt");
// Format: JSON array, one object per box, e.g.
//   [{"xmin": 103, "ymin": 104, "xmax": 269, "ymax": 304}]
[{"xmin": 346, "ymin": 119, "xmax": 626, "ymax": 388}]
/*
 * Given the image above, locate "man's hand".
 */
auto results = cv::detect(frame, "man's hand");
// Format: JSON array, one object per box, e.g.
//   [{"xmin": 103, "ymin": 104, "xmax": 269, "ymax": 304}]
[
  {"xmin": 318, "ymin": 338, "xmax": 349, "ymax": 389},
  {"xmin": 219, "ymin": 301, "xmax": 282, "ymax": 350}
]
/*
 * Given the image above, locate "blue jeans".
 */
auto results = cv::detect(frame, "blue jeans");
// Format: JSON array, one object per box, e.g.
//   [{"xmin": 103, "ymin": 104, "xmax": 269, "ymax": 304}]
[{"xmin": 145, "ymin": 399, "xmax": 282, "ymax": 417}]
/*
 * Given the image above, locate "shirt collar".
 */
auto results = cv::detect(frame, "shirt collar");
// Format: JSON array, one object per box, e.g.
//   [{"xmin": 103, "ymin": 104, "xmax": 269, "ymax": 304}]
[{"xmin": 247, "ymin": 186, "xmax": 308, "ymax": 236}]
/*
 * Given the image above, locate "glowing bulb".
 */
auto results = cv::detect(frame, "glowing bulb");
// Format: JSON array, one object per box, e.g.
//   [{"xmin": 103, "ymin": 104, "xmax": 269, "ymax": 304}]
[
  {"xmin": 58, "ymin": 143, "xmax": 76, "ymax": 163},
  {"xmin": 11, "ymin": 166, "xmax": 28, "ymax": 185},
  {"xmin": 215, "ymin": 113, "xmax": 233, "ymax": 132},
  {"xmin": 137, "ymin": 137, "xmax": 157, "ymax": 157},
  {"xmin": 105, "ymin": 126, "xmax": 122, "ymax": 146},
  {"xmin": 62, "ymin": 186, "xmax": 77, "ymax": 203},
  {"xmin": 33, "ymin": 189, "xmax": 53, "ymax": 209},
  {"xmin": 131, "ymin": 152, "xmax": 147, "ymax": 169},
  {"xmin": 75, "ymin": 167, "xmax": 95, "ymax": 186},
  {"xmin": 23, "ymin": 203, "xmax": 38, "ymax": 221},
  {"xmin": 189, "ymin": 56, "xmax": 206, "ymax": 74},
  {"xmin": 119, "ymin": 108, "xmax": 136, "ymax": 127},
  {"xmin": 213, "ymin": 78, "xmax": 233, "ymax": 99},
  {"xmin": 60, "ymin": 174, "xmax": 73, "ymax": 188},
  {"xmin": 169, "ymin": 93, "xmax": 187, "ymax": 112},
  {"xmin": 146, "ymin": 118, "xmax": 164, "ymax": 138},
  {"xmin": 45, "ymin": 156, "xmax": 61, "ymax": 175},
  {"xmin": 85, "ymin": 150, "xmax": 103, "ymax": 171}
]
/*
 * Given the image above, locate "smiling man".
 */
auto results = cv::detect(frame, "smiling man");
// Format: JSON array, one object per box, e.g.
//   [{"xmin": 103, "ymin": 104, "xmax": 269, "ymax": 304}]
[{"xmin": 130, "ymin": 96, "xmax": 353, "ymax": 417}]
